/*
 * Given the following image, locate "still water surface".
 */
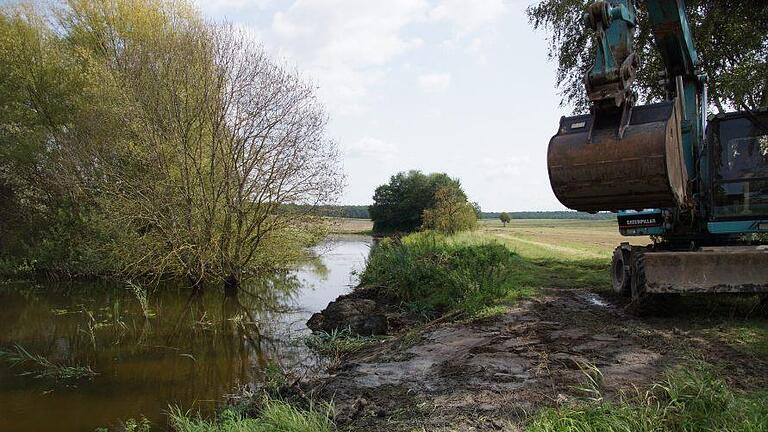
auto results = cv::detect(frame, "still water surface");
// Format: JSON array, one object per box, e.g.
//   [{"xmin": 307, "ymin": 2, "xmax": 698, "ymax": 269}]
[{"xmin": 0, "ymin": 235, "xmax": 372, "ymax": 432}]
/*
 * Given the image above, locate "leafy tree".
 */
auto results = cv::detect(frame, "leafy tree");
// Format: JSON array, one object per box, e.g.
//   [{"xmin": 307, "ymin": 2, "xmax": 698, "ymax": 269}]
[
  {"xmin": 527, "ymin": 0, "xmax": 768, "ymax": 112},
  {"xmin": 421, "ymin": 186, "xmax": 477, "ymax": 234},
  {"xmin": 499, "ymin": 212, "xmax": 511, "ymax": 226},
  {"xmin": 369, "ymin": 171, "xmax": 466, "ymax": 233}
]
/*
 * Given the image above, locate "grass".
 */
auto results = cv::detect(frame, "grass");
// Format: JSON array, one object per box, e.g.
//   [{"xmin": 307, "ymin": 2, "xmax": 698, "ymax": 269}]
[
  {"xmin": 452, "ymin": 230, "xmax": 612, "ymax": 289},
  {"xmin": 168, "ymin": 400, "xmax": 334, "ymax": 432},
  {"xmin": 0, "ymin": 344, "xmax": 98, "ymax": 381},
  {"xmin": 473, "ymin": 220, "xmax": 636, "ymax": 292},
  {"xmin": 723, "ymin": 323, "xmax": 768, "ymax": 356},
  {"xmin": 462, "ymin": 304, "xmax": 511, "ymax": 322},
  {"xmin": 305, "ymin": 328, "xmax": 388, "ymax": 359},
  {"xmin": 701, "ymin": 320, "xmax": 768, "ymax": 357},
  {"xmin": 528, "ymin": 361, "xmax": 768, "ymax": 432},
  {"xmin": 475, "ymin": 219, "xmax": 768, "ymax": 431},
  {"xmin": 343, "ymin": 219, "xmax": 768, "ymax": 430},
  {"xmin": 478, "ymin": 218, "xmax": 646, "ymax": 260}
]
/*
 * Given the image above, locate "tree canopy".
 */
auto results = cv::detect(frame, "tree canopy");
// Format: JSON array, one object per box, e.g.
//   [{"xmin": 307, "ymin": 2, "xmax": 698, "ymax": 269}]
[
  {"xmin": 528, "ymin": 0, "xmax": 768, "ymax": 113},
  {"xmin": 369, "ymin": 171, "xmax": 469, "ymax": 234}
]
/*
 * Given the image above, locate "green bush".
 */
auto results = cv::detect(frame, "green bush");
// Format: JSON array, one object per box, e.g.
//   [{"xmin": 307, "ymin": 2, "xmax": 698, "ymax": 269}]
[{"xmin": 359, "ymin": 232, "xmax": 519, "ymax": 314}]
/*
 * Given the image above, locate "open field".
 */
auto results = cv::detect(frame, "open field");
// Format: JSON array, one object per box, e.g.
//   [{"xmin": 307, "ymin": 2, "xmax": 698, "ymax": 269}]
[
  {"xmin": 328, "ymin": 217, "xmax": 649, "ymax": 260},
  {"xmin": 327, "ymin": 217, "xmax": 373, "ymax": 235},
  {"xmin": 308, "ymin": 218, "xmax": 768, "ymax": 431},
  {"xmin": 479, "ymin": 218, "xmax": 649, "ymax": 260}
]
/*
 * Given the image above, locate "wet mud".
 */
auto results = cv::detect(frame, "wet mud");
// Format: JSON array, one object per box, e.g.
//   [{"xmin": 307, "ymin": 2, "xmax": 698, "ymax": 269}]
[{"xmin": 308, "ymin": 289, "xmax": 768, "ymax": 431}]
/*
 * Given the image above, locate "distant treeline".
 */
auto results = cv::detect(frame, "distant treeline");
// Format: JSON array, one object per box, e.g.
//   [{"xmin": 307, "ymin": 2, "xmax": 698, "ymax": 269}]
[
  {"xmin": 283, "ymin": 205, "xmax": 614, "ymax": 221},
  {"xmin": 282, "ymin": 205, "xmax": 371, "ymax": 219},
  {"xmin": 481, "ymin": 211, "xmax": 614, "ymax": 220}
]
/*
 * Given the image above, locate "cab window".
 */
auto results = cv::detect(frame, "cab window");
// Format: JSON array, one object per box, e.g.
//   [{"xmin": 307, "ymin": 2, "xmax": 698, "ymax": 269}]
[{"xmin": 712, "ymin": 115, "xmax": 768, "ymax": 218}]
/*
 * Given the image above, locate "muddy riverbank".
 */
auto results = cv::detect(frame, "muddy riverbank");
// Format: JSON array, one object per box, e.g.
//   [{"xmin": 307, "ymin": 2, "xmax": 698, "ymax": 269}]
[{"xmin": 303, "ymin": 288, "xmax": 768, "ymax": 431}]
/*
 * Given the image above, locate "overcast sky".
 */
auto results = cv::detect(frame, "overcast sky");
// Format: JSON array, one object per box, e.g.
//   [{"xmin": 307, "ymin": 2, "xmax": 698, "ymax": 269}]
[{"xmin": 197, "ymin": 0, "xmax": 569, "ymax": 212}]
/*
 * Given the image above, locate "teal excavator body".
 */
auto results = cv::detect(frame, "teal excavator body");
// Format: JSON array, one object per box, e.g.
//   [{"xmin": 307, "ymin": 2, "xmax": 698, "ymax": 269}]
[{"xmin": 547, "ymin": 0, "xmax": 768, "ymax": 300}]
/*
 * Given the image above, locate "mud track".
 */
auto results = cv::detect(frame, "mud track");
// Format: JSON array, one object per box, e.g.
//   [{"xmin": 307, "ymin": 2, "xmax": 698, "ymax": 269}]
[{"xmin": 309, "ymin": 289, "xmax": 768, "ymax": 431}]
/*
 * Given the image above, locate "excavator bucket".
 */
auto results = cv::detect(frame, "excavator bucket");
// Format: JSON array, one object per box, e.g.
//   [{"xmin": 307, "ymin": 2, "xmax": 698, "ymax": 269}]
[
  {"xmin": 642, "ymin": 247, "xmax": 768, "ymax": 294},
  {"xmin": 548, "ymin": 100, "xmax": 690, "ymax": 213}
]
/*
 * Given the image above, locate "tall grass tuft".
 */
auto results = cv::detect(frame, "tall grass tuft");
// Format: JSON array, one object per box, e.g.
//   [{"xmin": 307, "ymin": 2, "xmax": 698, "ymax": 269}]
[
  {"xmin": 573, "ymin": 361, "xmax": 604, "ymax": 402},
  {"xmin": 127, "ymin": 281, "xmax": 154, "ymax": 319},
  {"xmin": 359, "ymin": 231, "xmax": 521, "ymax": 314},
  {"xmin": 528, "ymin": 362, "xmax": 768, "ymax": 432},
  {"xmin": 168, "ymin": 400, "xmax": 334, "ymax": 432}
]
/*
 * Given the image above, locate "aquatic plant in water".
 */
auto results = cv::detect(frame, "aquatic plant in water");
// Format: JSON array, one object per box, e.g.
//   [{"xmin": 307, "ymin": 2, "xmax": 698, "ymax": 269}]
[
  {"xmin": 127, "ymin": 281, "xmax": 155, "ymax": 319},
  {"xmin": 0, "ymin": 344, "xmax": 97, "ymax": 381},
  {"xmin": 95, "ymin": 416, "xmax": 152, "ymax": 432}
]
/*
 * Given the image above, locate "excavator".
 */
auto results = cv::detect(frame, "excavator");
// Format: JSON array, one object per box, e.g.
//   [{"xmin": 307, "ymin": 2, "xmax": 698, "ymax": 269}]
[{"xmin": 548, "ymin": 0, "xmax": 768, "ymax": 302}]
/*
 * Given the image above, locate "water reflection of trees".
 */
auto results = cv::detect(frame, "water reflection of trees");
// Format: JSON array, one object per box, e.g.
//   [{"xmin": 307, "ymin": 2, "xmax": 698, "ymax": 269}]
[{"xmin": 0, "ymin": 273, "xmax": 316, "ymax": 414}]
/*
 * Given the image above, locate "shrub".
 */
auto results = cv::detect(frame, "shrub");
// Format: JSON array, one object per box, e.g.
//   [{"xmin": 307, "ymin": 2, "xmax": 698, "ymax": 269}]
[{"xmin": 359, "ymin": 232, "xmax": 518, "ymax": 314}]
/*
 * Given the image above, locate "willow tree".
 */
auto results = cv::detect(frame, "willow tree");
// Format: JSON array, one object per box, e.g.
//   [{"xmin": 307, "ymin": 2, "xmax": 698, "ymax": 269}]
[
  {"xmin": 1, "ymin": 0, "xmax": 343, "ymax": 289},
  {"xmin": 528, "ymin": 0, "xmax": 768, "ymax": 112},
  {"xmin": 421, "ymin": 186, "xmax": 477, "ymax": 234}
]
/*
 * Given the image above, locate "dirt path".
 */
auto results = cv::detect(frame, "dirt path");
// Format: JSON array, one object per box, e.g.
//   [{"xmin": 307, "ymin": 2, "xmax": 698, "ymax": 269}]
[{"xmin": 310, "ymin": 289, "xmax": 768, "ymax": 431}]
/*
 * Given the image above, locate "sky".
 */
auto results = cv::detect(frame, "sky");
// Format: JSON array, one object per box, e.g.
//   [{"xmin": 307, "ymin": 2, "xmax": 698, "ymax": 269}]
[{"xmin": 196, "ymin": 0, "xmax": 570, "ymax": 212}]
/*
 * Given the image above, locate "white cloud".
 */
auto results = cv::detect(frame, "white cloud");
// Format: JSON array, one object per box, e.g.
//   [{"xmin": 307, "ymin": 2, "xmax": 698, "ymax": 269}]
[
  {"xmin": 272, "ymin": 12, "xmax": 306, "ymax": 39},
  {"xmin": 195, "ymin": 0, "xmax": 272, "ymax": 13},
  {"xmin": 479, "ymin": 156, "xmax": 530, "ymax": 180},
  {"xmin": 418, "ymin": 73, "xmax": 451, "ymax": 93},
  {"xmin": 249, "ymin": 0, "xmax": 509, "ymax": 115},
  {"xmin": 429, "ymin": 0, "xmax": 506, "ymax": 61},
  {"xmin": 270, "ymin": 0, "xmax": 429, "ymax": 115},
  {"xmin": 344, "ymin": 137, "xmax": 399, "ymax": 161},
  {"xmin": 429, "ymin": 0, "xmax": 506, "ymax": 33}
]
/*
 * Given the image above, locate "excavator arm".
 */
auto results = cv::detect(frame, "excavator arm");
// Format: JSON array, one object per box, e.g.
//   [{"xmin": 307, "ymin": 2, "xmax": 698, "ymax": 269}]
[
  {"xmin": 646, "ymin": 0, "xmax": 706, "ymax": 179},
  {"xmin": 646, "ymin": 0, "xmax": 698, "ymax": 78}
]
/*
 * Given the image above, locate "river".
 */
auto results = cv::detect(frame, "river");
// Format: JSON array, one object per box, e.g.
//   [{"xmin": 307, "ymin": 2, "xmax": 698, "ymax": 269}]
[{"xmin": 0, "ymin": 235, "xmax": 372, "ymax": 432}]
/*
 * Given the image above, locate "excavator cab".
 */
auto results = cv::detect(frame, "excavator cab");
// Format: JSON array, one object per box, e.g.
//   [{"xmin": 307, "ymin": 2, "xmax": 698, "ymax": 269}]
[{"xmin": 708, "ymin": 110, "xmax": 768, "ymax": 227}]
